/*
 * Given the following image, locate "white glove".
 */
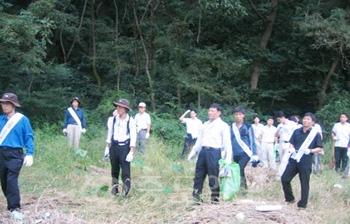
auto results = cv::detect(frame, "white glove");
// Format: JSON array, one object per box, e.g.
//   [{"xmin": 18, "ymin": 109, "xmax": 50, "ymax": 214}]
[
  {"xmin": 288, "ymin": 148, "xmax": 296, "ymax": 153},
  {"xmin": 225, "ymin": 157, "xmax": 232, "ymax": 164},
  {"xmin": 104, "ymin": 147, "xmax": 109, "ymax": 157},
  {"xmin": 188, "ymin": 150, "xmax": 196, "ymax": 162},
  {"xmin": 251, "ymin": 155, "xmax": 259, "ymax": 162},
  {"xmin": 23, "ymin": 155, "xmax": 33, "ymax": 167},
  {"xmin": 302, "ymin": 148, "xmax": 311, "ymax": 155},
  {"xmin": 62, "ymin": 129, "xmax": 67, "ymax": 134},
  {"xmin": 333, "ymin": 136, "xmax": 339, "ymax": 141},
  {"xmin": 186, "ymin": 110, "xmax": 191, "ymax": 114},
  {"xmin": 126, "ymin": 152, "xmax": 134, "ymax": 162},
  {"xmin": 145, "ymin": 132, "xmax": 150, "ymax": 139},
  {"xmin": 81, "ymin": 128, "xmax": 86, "ymax": 133},
  {"xmin": 347, "ymin": 149, "xmax": 350, "ymax": 158}
]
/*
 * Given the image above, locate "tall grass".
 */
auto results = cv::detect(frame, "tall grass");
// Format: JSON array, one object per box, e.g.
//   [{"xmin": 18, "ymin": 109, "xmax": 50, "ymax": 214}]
[{"xmin": 12, "ymin": 124, "xmax": 350, "ymax": 223}]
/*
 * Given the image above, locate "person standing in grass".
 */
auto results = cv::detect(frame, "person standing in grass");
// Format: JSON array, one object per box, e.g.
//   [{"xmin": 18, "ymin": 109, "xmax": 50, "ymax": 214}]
[
  {"xmin": 281, "ymin": 112, "xmax": 323, "ymax": 209},
  {"xmin": 0, "ymin": 93, "xmax": 35, "ymax": 220},
  {"xmin": 188, "ymin": 103, "xmax": 232, "ymax": 203},
  {"xmin": 231, "ymin": 107, "xmax": 258, "ymax": 189},
  {"xmin": 62, "ymin": 97, "xmax": 86, "ymax": 150},
  {"xmin": 331, "ymin": 113, "xmax": 350, "ymax": 178},
  {"xmin": 260, "ymin": 116, "xmax": 278, "ymax": 169},
  {"xmin": 105, "ymin": 99, "xmax": 137, "ymax": 196},
  {"xmin": 134, "ymin": 102, "xmax": 151, "ymax": 154},
  {"xmin": 179, "ymin": 109, "xmax": 203, "ymax": 158},
  {"xmin": 252, "ymin": 116, "xmax": 264, "ymax": 161}
]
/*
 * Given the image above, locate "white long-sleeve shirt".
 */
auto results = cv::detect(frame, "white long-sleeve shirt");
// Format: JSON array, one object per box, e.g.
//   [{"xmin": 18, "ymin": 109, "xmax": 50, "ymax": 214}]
[
  {"xmin": 192, "ymin": 117, "xmax": 232, "ymax": 159},
  {"xmin": 106, "ymin": 114, "xmax": 137, "ymax": 147}
]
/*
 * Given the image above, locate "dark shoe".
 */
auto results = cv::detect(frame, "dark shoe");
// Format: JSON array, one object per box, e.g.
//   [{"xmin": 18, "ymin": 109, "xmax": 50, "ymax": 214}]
[
  {"xmin": 111, "ymin": 177, "xmax": 119, "ymax": 195},
  {"xmin": 210, "ymin": 197, "xmax": 219, "ymax": 204},
  {"xmin": 122, "ymin": 185, "xmax": 129, "ymax": 197},
  {"xmin": 193, "ymin": 192, "xmax": 203, "ymax": 204}
]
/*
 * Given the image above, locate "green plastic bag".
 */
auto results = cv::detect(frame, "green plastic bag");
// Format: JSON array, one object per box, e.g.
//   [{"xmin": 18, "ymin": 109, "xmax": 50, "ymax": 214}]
[{"xmin": 219, "ymin": 159, "xmax": 241, "ymax": 201}]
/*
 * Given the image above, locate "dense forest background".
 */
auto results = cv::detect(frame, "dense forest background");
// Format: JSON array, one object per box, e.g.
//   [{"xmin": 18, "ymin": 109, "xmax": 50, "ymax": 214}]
[{"xmin": 1, "ymin": 0, "xmax": 350, "ymax": 134}]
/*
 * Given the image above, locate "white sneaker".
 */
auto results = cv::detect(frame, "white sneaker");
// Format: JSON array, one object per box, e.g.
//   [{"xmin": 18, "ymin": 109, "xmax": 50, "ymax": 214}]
[{"xmin": 10, "ymin": 209, "xmax": 25, "ymax": 220}]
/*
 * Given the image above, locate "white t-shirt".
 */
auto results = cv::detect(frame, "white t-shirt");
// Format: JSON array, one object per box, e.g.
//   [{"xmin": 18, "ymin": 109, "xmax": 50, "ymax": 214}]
[
  {"xmin": 261, "ymin": 125, "xmax": 277, "ymax": 143},
  {"xmin": 182, "ymin": 118, "xmax": 203, "ymax": 139},
  {"xmin": 332, "ymin": 122, "xmax": 350, "ymax": 147},
  {"xmin": 135, "ymin": 112, "xmax": 151, "ymax": 130},
  {"xmin": 276, "ymin": 120, "xmax": 295, "ymax": 142},
  {"xmin": 252, "ymin": 123, "xmax": 264, "ymax": 141}
]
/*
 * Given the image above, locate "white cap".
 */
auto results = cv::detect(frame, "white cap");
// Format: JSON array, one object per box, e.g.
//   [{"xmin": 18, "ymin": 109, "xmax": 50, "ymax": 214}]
[{"xmin": 138, "ymin": 102, "xmax": 146, "ymax": 107}]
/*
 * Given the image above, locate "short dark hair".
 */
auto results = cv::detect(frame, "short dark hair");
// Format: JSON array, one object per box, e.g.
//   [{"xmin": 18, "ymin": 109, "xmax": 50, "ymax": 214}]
[
  {"xmin": 289, "ymin": 115, "xmax": 298, "ymax": 123},
  {"xmin": 266, "ymin": 116, "xmax": 274, "ymax": 121},
  {"xmin": 233, "ymin": 106, "xmax": 246, "ymax": 114},
  {"xmin": 304, "ymin": 112, "xmax": 316, "ymax": 122},
  {"xmin": 275, "ymin": 111, "xmax": 285, "ymax": 118},
  {"xmin": 190, "ymin": 109, "xmax": 197, "ymax": 114},
  {"xmin": 209, "ymin": 103, "xmax": 223, "ymax": 112},
  {"xmin": 253, "ymin": 115, "xmax": 260, "ymax": 120},
  {"xmin": 340, "ymin": 112, "xmax": 348, "ymax": 119}
]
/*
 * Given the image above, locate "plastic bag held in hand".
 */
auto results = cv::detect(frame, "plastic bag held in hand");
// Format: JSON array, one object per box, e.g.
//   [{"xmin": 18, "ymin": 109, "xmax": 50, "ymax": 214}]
[
  {"xmin": 23, "ymin": 155, "xmax": 33, "ymax": 167},
  {"xmin": 62, "ymin": 128, "xmax": 67, "ymax": 134},
  {"xmin": 145, "ymin": 132, "xmax": 150, "ymax": 139},
  {"xmin": 126, "ymin": 152, "xmax": 134, "ymax": 162},
  {"xmin": 188, "ymin": 150, "xmax": 196, "ymax": 162}
]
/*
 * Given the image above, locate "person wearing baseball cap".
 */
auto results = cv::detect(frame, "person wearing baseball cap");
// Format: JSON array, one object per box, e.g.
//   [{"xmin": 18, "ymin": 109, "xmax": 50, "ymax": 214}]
[
  {"xmin": 105, "ymin": 99, "xmax": 137, "ymax": 196},
  {"xmin": 134, "ymin": 102, "xmax": 151, "ymax": 154},
  {"xmin": 0, "ymin": 93, "xmax": 35, "ymax": 220},
  {"xmin": 62, "ymin": 97, "xmax": 86, "ymax": 150}
]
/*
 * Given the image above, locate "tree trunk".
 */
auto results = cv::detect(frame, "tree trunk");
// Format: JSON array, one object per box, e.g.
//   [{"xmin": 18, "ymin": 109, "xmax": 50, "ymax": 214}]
[
  {"xmin": 130, "ymin": 0, "xmax": 160, "ymax": 112},
  {"xmin": 113, "ymin": 0, "xmax": 121, "ymax": 92},
  {"xmin": 250, "ymin": 0, "xmax": 278, "ymax": 89},
  {"xmin": 317, "ymin": 56, "xmax": 340, "ymax": 109},
  {"xmin": 91, "ymin": 0, "xmax": 102, "ymax": 87}
]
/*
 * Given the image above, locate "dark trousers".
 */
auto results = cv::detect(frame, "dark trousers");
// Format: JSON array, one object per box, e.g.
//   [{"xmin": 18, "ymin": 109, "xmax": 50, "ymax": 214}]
[
  {"xmin": 233, "ymin": 154, "xmax": 250, "ymax": 189},
  {"xmin": 281, "ymin": 155, "xmax": 312, "ymax": 208},
  {"xmin": 0, "ymin": 148, "xmax": 24, "ymax": 210},
  {"xmin": 109, "ymin": 143, "xmax": 131, "ymax": 193},
  {"xmin": 193, "ymin": 148, "xmax": 221, "ymax": 201},
  {"xmin": 334, "ymin": 147, "xmax": 348, "ymax": 172},
  {"xmin": 181, "ymin": 134, "xmax": 197, "ymax": 158}
]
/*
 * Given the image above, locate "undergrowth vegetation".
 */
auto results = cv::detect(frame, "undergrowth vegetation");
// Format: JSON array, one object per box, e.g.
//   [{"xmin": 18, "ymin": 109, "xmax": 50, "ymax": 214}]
[{"xmin": 2, "ymin": 123, "xmax": 348, "ymax": 223}]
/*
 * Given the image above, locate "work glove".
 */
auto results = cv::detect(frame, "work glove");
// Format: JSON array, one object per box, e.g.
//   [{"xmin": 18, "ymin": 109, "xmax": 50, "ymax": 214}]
[
  {"xmin": 347, "ymin": 149, "xmax": 350, "ymax": 158},
  {"xmin": 186, "ymin": 109, "xmax": 191, "ymax": 114},
  {"xmin": 145, "ymin": 132, "xmax": 150, "ymax": 139},
  {"xmin": 23, "ymin": 155, "xmax": 33, "ymax": 167},
  {"xmin": 103, "ymin": 147, "xmax": 109, "ymax": 159},
  {"xmin": 81, "ymin": 128, "xmax": 86, "ymax": 133},
  {"xmin": 302, "ymin": 148, "xmax": 311, "ymax": 155},
  {"xmin": 62, "ymin": 129, "xmax": 67, "ymax": 134},
  {"xmin": 288, "ymin": 148, "xmax": 296, "ymax": 153},
  {"xmin": 251, "ymin": 155, "xmax": 259, "ymax": 162},
  {"xmin": 188, "ymin": 150, "xmax": 196, "ymax": 162},
  {"xmin": 126, "ymin": 152, "xmax": 134, "ymax": 162}
]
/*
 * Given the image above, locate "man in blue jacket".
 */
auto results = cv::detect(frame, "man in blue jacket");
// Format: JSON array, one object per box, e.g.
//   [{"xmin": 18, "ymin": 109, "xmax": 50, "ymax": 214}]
[
  {"xmin": 231, "ymin": 107, "xmax": 258, "ymax": 189},
  {"xmin": 0, "ymin": 93, "xmax": 35, "ymax": 220}
]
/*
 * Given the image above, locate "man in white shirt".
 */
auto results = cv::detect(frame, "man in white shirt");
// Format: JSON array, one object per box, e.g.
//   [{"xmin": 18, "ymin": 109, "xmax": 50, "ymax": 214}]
[
  {"xmin": 188, "ymin": 103, "xmax": 232, "ymax": 203},
  {"xmin": 332, "ymin": 113, "xmax": 350, "ymax": 177},
  {"xmin": 135, "ymin": 102, "xmax": 151, "ymax": 154},
  {"xmin": 260, "ymin": 116, "xmax": 278, "ymax": 169},
  {"xmin": 179, "ymin": 109, "xmax": 202, "ymax": 158}
]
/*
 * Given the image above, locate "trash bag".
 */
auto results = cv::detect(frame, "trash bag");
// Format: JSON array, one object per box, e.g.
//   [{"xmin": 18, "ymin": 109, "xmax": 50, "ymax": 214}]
[{"xmin": 219, "ymin": 159, "xmax": 241, "ymax": 201}]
